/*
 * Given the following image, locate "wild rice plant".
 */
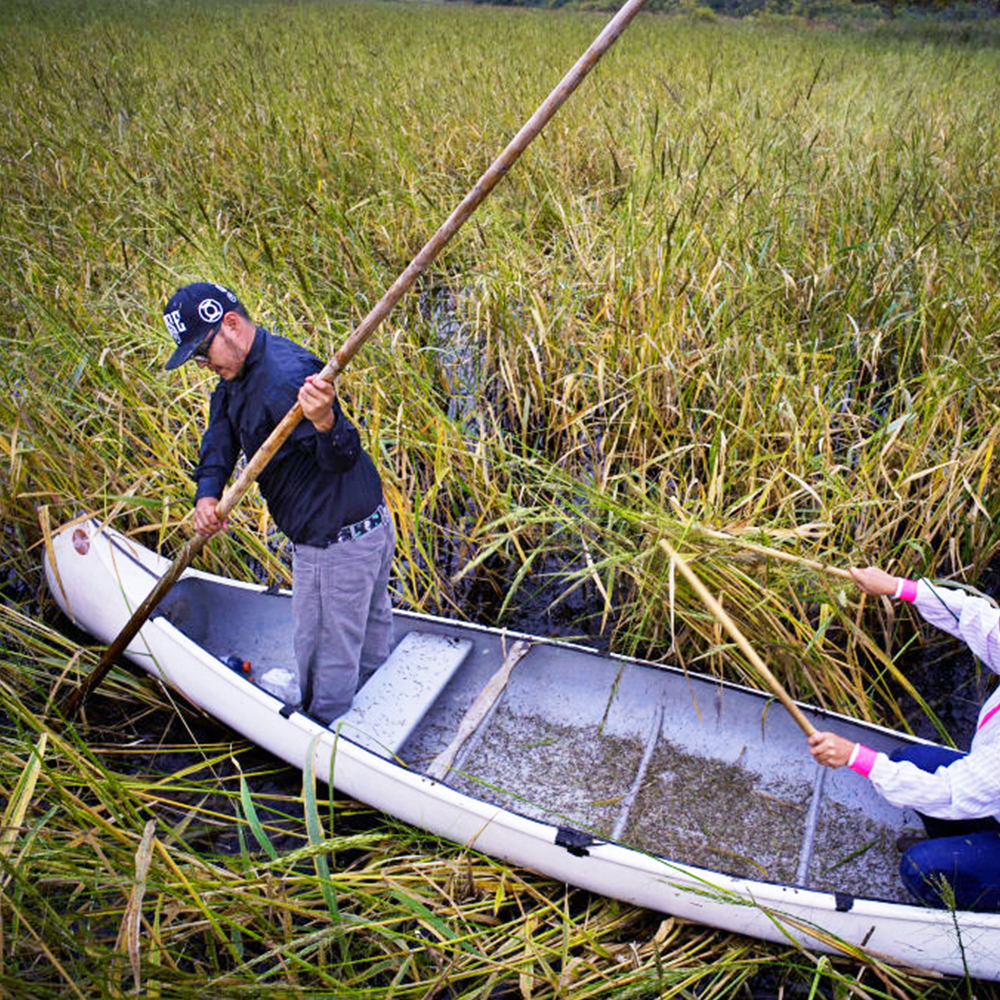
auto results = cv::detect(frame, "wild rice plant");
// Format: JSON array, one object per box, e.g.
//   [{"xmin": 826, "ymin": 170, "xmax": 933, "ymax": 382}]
[{"xmin": 3, "ymin": 0, "xmax": 1000, "ymax": 994}]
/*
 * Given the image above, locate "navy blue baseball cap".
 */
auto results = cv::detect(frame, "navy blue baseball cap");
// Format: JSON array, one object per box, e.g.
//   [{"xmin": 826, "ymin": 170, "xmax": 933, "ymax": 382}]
[{"xmin": 162, "ymin": 282, "xmax": 243, "ymax": 370}]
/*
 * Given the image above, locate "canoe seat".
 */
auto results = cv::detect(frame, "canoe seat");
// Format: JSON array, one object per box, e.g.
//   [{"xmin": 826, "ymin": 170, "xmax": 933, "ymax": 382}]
[{"xmin": 335, "ymin": 631, "xmax": 473, "ymax": 757}]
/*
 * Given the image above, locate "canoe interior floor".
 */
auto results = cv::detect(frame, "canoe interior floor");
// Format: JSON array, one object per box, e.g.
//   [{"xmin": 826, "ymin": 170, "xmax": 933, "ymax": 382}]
[
  {"xmin": 155, "ymin": 581, "xmax": 911, "ymax": 906},
  {"xmin": 444, "ymin": 704, "xmax": 910, "ymax": 904}
]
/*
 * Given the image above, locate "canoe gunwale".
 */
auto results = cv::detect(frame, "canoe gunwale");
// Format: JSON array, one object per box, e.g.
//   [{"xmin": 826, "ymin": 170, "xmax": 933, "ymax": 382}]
[{"xmin": 42, "ymin": 518, "xmax": 1000, "ymax": 981}]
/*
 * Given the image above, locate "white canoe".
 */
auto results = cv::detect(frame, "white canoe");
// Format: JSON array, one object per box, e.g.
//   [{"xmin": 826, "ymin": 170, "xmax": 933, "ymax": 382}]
[{"xmin": 43, "ymin": 518, "xmax": 1000, "ymax": 981}]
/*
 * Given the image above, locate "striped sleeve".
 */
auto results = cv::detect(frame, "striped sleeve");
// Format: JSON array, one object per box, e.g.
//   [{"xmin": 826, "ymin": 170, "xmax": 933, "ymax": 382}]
[
  {"xmin": 866, "ymin": 743, "xmax": 1000, "ymax": 821},
  {"xmin": 910, "ymin": 581, "xmax": 1000, "ymax": 675}
]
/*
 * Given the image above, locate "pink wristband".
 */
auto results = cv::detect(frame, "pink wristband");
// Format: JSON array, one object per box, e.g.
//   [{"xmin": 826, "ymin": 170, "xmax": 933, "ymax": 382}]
[
  {"xmin": 897, "ymin": 578, "xmax": 918, "ymax": 602},
  {"xmin": 848, "ymin": 743, "xmax": 878, "ymax": 777}
]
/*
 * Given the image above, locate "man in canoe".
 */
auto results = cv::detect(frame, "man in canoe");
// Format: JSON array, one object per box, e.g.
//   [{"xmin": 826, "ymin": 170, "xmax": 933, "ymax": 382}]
[
  {"xmin": 162, "ymin": 281, "xmax": 395, "ymax": 726},
  {"xmin": 808, "ymin": 566, "xmax": 1000, "ymax": 912}
]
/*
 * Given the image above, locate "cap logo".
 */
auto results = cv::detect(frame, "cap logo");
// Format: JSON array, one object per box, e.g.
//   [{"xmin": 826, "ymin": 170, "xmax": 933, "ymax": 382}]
[
  {"xmin": 164, "ymin": 308, "xmax": 186, "ymax": 344},
  {"xmin": 198, "ymin": 298, "xmax": 224, "ymax": 324}
]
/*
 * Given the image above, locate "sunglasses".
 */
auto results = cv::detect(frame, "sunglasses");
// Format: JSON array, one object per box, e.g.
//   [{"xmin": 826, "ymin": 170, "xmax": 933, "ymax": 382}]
[{"xmin": 191, "ymin": 323, "xmax": 221, "ymax": 364}]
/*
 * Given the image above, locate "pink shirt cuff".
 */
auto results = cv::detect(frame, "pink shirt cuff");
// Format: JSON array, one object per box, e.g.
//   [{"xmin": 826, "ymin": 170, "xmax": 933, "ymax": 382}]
[
  {"xmin": 848, "ymin": 743, "xmax": 878, "ymax": 777},
  {"xmin": 894, "ymin": 578, "xmax": 918, "ymax": 602}
]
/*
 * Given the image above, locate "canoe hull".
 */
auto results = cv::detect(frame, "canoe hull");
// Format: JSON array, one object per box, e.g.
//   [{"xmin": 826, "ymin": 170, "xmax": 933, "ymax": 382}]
[{"xmin": 43, "ymin": 519, "xmax": 1000, "ymax": 981}]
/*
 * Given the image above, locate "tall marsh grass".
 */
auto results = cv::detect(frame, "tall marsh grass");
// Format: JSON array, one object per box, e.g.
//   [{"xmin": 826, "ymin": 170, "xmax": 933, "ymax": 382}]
[{"xmin": 3, "ymin": 0, "xmax": 1000, "ymax": 994}]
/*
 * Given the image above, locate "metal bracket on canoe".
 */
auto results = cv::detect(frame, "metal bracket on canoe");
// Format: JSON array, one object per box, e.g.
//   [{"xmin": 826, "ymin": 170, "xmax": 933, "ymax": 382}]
[{"xmin": 556, "ymin": 826, "xmax": 596, "ymax": 857}]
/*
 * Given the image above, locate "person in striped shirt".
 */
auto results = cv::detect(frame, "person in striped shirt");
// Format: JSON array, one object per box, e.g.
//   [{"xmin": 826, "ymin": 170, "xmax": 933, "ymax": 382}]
[{"xmin": 808, "ymin": 566, "xmax": 1000, "ymax": 912}]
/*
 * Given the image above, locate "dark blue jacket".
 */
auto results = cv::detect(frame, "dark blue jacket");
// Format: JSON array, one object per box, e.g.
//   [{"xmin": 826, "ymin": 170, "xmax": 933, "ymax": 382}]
[{"xmin": 191, "ymin": 327, "xmax": 383, "ymax": 546}]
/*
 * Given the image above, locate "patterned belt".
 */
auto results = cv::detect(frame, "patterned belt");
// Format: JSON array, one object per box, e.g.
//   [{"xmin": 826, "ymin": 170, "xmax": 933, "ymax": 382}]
[{"xmin": 325, "ymin": 503, "xmax": 388, "ymax": 546}]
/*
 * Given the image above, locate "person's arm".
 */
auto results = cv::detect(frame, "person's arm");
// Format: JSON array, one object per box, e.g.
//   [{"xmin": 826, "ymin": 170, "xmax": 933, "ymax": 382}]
[
  {"xmin": 910, "ymin": 581, "xmax": 1000, "ymax": 674},
  {"xmin": 189, "ymin": 386, "xmax": 239, "ymax": 535},
  {"xmin": 809, "ymin": 729, "xmax": 1000, "ymax": 820},
  {"xmin": 294, "ymin": 373, "xmax": 361, "ymax": 472},
  {"xmin": 806, "ymin": 564, "xmax": 1000, "ymax": 819},
  {"xmin": 852, "ymin": 565, "xmax": 1000, "ymax": 675}
]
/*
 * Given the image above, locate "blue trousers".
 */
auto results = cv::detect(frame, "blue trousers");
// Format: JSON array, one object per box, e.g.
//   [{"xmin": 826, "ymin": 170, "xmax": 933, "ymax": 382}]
[{"xmin": 890, "ymin": 745, "xmax": 1000, "ymax": 911}]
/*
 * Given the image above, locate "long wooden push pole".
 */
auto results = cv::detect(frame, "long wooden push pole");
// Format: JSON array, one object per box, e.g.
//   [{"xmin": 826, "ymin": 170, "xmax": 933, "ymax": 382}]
[
  {"xmin": 61, "ymin": 0, "xmax": 651, "ymax": 717},
  {"xmin": 658, "ymin": 539, "xmax": 817, "ymax": 736}
]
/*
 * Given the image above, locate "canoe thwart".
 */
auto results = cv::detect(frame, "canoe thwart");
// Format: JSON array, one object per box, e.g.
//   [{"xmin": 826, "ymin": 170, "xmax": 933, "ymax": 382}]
[
  {"xmin": 795, "ymin": 763, "xmax": 828, "ymax": 888},
  {"xmin": 335, "ymin": 631, "xmax": 473, "ymax": 757},
  {"xmin": 611, "ymin": 705, "xmax": 664, "ymax": 841},
  {"xmin": 427, "ymin": 638, "xmax": 531, "ymax": 781}
]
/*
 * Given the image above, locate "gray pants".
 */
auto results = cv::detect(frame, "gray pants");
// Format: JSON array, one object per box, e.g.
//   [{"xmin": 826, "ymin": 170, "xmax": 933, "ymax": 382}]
[{"xmin": 291, "ymin": 516, "xmax": 395, "ymax": 725}]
